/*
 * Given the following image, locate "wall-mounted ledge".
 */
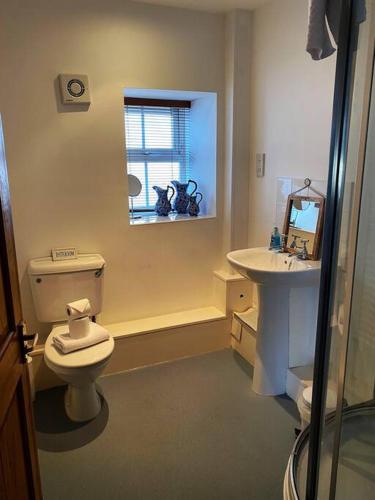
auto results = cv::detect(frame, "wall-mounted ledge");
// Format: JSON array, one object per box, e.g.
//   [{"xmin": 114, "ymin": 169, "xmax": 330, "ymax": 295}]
[
  {"xmin": 105, "ymin": 306, "xmax": 226, "ymax": 338},
  {"xmin": 213, "ymin": 269, "xmax": 248, "ymax": 282},
  {"xmin": 30, "ymin": 306, "xmax": 230, "ymax": 392},
  {"xmin": 31, "ymin": 306, "xmax": 226, "ymax": 353},
  {"xmin": 129, "ymin": 213, "xmax": 216, "ymax": 226}
]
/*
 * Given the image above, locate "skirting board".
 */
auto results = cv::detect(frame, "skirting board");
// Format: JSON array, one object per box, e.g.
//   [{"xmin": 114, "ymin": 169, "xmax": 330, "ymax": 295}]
[{"xmin": 31, "ymin": 317, "xmax": 231, "ymax": 392}]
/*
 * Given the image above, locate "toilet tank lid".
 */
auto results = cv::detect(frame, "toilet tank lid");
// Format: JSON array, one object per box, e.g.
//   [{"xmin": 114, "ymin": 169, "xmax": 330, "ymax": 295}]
[{"xmin": 28, "ymin": 254, "xmax": 105, "ymax": 275}]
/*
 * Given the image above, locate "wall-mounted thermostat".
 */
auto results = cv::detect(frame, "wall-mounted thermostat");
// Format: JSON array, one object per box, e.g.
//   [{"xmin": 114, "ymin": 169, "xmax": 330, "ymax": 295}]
[{"xmin": 59, "ymin": 74, "xmax": 91, "ymax": 104}]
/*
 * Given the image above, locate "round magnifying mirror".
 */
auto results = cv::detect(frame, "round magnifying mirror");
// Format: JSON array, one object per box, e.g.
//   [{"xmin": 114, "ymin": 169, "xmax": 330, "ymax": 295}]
[
  {"xmin": 128, "ymin": 174, "xmax": 142, "ymax": 197},
  {"xmin": 128, "ymin": 174, "xmax": 143, "ymax": 221}
]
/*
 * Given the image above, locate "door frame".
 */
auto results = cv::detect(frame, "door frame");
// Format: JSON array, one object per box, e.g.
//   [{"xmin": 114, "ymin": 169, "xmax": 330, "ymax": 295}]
[{"xmin": 0, "ymin": 114, "xmax": 42, "ymax": 499}]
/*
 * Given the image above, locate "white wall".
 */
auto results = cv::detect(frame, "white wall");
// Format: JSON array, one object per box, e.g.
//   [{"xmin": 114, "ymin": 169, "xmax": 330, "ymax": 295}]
[
  {"xmin": 0, "ymin": 0, "xmax": 338, "ymax": 346},
  {"xmin": 222, "ymin": 10, "xmax": 252, "ymax": 266},
  {"xmin": 190, "ymin": 94, "xmax": 217, "ymax": 216},
  {"xmin": 248, "ymin": 0, "xmax": 336, "ymax": 247},
  {"xmin": 0, "ymin": 0, "xmax": 225, "ymax": 341}
]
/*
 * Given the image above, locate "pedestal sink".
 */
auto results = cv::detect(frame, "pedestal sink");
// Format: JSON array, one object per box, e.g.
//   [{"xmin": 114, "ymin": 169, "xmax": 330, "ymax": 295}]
[{"xmin": 227, "ymin": 247, "xmax": 321, "ymax": 396}]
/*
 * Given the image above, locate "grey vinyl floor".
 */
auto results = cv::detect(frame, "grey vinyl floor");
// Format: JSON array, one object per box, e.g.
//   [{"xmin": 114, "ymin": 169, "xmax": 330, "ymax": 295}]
[{"xmin": 34, "ymin": 349, "xmax": 299, "ymax": 500}]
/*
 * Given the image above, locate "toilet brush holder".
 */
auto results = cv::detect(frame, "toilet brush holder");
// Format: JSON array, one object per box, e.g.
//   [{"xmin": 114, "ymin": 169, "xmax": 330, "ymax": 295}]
[{"xmin": 69, "ymin": 316, "xmax": 90, "ymax": 339}]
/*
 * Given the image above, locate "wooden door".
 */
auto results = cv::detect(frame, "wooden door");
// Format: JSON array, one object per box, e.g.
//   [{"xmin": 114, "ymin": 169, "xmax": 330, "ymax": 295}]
[{"xmin": 0, "ymin": 116, "xmax": 42, "ymax": 499}]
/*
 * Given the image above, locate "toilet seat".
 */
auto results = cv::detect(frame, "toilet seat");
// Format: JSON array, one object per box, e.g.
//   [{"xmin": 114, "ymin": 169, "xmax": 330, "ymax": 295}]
[
  {"xmin": 302, "ymin": 386, "xmax": 337, "ymax": 410},
  {"xmin": 45, "ymin": 323, "xmax": 114, "ymax": 369}
]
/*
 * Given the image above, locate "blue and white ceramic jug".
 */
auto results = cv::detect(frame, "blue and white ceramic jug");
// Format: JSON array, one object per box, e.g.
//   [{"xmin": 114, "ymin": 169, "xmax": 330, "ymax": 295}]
[
  {"xmin": 153, "ymin": 185, "xmax": 175, "ymax": 216},
  {"xmin": 188, "ymin": 192, "xmax": 203, "ymax": 217},
  {"xmin": 171, "ymin": 179, "xmax": 197, "ymax": 214}
]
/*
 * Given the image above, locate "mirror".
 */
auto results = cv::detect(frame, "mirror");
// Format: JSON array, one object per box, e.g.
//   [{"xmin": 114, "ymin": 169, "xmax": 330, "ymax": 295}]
[
  {"xmin": 283, "ymin": 194, "xmax": 325, "ymax": 260},
  {"xmin": 128, "ymin": 174, "xmax": 142, "ymax": 220},
  {"xmin": 128, "ymin": 174, "xmax": 142, "ymax": 197}
]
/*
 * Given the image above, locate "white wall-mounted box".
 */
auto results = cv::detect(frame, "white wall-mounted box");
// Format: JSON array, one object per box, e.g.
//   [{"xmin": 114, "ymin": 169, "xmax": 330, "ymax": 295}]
[{"xmin": 59, "ymin": 74, "xmax": 91, "ymax": 104}]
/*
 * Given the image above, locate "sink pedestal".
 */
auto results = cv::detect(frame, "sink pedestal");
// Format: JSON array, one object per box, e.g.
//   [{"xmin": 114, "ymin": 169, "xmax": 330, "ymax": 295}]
[
  {"xmin": 253, "ymin": 285, "xmax": 289, "ymax": 395},
  {"xmin": 226, "ymin": 247, "xmax": 321, "ymax": 397}
]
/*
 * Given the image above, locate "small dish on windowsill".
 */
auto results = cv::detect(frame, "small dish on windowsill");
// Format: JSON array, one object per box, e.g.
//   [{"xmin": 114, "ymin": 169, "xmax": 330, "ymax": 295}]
[{"xmin": 129, "ymin": 211, "xmax": 215, "ymax": 226}]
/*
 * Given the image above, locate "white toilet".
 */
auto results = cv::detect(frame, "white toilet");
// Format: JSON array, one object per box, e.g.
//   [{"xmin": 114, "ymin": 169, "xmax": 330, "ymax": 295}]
[{"xmin": 28, "ymin": 253, "xmax": 114, "ymax": 422}]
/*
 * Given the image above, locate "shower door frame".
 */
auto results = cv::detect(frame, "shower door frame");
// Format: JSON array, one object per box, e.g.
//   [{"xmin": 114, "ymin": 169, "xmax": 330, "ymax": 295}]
[
  {"xmin": 328, "ymin": 40, "xmax": 375, "ymax": 499},
  {"xmin": 305, "ymin": 1, "xmax": 368, "ymax": 499}
]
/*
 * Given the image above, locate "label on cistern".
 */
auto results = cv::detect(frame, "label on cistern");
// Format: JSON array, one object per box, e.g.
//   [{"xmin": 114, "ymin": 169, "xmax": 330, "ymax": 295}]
[{"xmin": 51, "ymin": 247, "xmax": 77, "ymax": 261}]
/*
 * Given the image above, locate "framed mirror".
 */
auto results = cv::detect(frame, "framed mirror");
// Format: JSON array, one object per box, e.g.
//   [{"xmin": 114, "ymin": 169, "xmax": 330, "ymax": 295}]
[{"xmin": 283, "ymin": 193, "xmax": 325, "ymax": 260}]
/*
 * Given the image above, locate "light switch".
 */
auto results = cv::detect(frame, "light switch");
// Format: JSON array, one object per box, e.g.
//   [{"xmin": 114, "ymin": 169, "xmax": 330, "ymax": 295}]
[{"xmin": 256, "ymin": 153, "xmax": 265, "ymax": 177}]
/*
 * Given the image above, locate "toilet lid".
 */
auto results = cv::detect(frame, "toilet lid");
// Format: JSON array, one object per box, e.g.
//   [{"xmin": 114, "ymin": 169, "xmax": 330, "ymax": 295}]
[
  {"xmin": 302, "ymin": 386, "xmax": 337, "ymax": 410},
  {"xmin": 44, "ymin": 323, "xmax": 114, "ymax": 369}
]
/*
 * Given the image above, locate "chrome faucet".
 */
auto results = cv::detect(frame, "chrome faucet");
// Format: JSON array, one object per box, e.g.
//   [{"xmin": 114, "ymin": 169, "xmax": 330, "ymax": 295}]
[
  {"xmin": 278, "ymin": 234, "xmax": 288, "ymax": 253},
  {"xmin": 290, "ymin": 234, "xmax": 300, "ymax": 249},
  {"xmin": 299, "ymin": 239, "xmax": 309, "ymax": 260},
  {"xmin": 287, "ymin": 239, "xmax": 309, "ymax": 266}
]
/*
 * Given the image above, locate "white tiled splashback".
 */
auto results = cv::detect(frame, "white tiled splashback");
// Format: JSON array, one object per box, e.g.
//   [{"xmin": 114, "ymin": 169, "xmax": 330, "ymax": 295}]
[{"xmin": 275, "ymin": 177, "xmax": 327, "ymax": 230}]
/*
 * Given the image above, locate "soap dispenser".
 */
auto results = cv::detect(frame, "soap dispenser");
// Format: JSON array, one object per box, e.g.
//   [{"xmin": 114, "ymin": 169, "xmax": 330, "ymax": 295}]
[{"xmin": 269, "ymin": 226, "xmax": 282, "ymax": 250}]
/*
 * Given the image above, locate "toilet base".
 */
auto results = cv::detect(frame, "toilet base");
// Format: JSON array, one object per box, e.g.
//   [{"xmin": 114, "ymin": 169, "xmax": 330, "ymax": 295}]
[{"xmin": 64, "ymin": 383, "xmax": 101, "ymax": 422}]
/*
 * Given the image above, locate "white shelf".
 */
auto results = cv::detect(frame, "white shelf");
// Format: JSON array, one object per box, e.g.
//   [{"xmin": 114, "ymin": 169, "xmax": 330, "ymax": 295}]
[
  {"xmin": 104, "ymin": 306, "xmax": 227, "ymax": 339},
  {"xmin": 129, "ymin": 213, "xmax": 215, "ymax": 226},
  {"xmin": 213, "ymin": 270, "xmax": 248, "ymax": 282},
  {"xmin": 234, "ymin": 307, "xmax": 258, "ymax": 333},
  {"xmin": 31, "ymin": 306, "xmax": 227, "ymax": 355}
]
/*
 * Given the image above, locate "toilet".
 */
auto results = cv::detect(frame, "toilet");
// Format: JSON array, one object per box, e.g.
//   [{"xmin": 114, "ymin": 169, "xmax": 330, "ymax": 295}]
[
  {"xmin": 297, "ymin": 385, "xmax": 337, "ymax": 430},
  {"xmin": 28, "ymin": 253, "xmax": 114, "ymax": 421}
]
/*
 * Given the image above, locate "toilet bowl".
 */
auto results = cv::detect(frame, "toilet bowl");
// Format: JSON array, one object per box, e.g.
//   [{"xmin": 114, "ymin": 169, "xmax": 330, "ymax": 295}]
[
  {"xmin": 297, "ymin": 385, "xmax": 337, "ymax": 430},
  {"xmin": 45, "ymin": 323, "xmax": 114, "ymax": 421}
]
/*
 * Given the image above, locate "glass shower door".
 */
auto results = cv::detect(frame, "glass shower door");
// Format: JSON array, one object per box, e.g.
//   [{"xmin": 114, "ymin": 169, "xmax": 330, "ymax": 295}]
[
  {"xmin": 298, "ymin": 1, "xmax": 375, "ymax": 499},
  {"xmin": 284, "ymin": 3, "xmax": 375, "ymax": 499},
  {"xmin": 331, "ymin": 51, "xmax": 375, "ymax": 499},
  {"xmin": 314, "ymin": 1, "xmax": 375, "ymax": 496}
]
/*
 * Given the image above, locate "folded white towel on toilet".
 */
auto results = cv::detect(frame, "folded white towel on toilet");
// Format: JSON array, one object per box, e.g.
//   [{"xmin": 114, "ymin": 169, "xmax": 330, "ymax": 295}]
[
  {"xmin": 66, "ymin": 298, "xmax": 92, "ymax": 319},
  {"xmin": 52, "ymin": 322, "xmax": 110, "ymax": 354}
]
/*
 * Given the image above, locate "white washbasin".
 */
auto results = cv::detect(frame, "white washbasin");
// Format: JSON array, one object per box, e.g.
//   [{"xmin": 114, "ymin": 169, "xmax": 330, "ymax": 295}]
[
  {"xmin": 226, "ymin": 247, "xmax": 321, "ymax": 396},
  {"xmin": 227, "ymin": 247, "xmax": 321, "ymax": 287}
]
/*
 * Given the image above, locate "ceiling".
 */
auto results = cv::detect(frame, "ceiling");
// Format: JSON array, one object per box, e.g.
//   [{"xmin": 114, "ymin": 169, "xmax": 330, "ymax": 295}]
[{"xmin": 129, "ymin": 0, "xmax": 271, "ymax": 13}]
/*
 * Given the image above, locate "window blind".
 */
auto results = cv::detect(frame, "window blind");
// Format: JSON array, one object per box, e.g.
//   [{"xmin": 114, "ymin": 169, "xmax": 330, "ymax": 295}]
[{"xmin": 124, "ymin": 102, "xmax": 191, "ymax": 210}]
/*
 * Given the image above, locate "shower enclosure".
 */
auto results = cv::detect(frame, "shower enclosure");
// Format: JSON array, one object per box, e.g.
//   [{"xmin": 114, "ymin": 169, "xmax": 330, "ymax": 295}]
[{"xmin": 285, "ymin": 1, "xmax": 375, "ymax": 498}]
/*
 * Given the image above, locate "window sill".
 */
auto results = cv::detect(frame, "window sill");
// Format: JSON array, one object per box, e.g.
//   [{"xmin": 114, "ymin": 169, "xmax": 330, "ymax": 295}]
[{"xmin": 129, "ymin": 212, "xmax": 215, "ymax": 226}]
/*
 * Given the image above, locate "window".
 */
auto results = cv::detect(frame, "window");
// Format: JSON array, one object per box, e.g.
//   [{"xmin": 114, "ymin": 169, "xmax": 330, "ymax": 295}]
[{"xmin": 124, "ymin": 98, "xmax": 191, "ymax": 211}]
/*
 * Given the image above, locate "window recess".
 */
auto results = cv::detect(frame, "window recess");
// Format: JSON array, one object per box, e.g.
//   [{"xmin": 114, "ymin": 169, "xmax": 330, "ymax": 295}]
[{"xmin": 124, "ymin": 98, "xmax": 191, "ymax": 212}]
